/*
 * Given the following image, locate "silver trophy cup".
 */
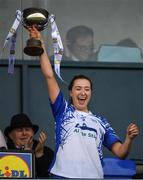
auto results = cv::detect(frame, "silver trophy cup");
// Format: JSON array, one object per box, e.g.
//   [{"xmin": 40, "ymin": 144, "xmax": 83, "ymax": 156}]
[{"xmin": 22, "ymin": 7, "xmax": 49, "ymax": 56}]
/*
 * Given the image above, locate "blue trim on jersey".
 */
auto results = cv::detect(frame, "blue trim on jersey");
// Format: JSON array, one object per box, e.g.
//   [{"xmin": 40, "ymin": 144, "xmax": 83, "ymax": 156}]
[
  {"xmin": 49, "ymin": 91, "xmax": 121, "ymax": 173},
  {"xmin": 95, "ymin": 115, "xmax": 122, "ymax": 150},
  {"xmin": 49, "ymin": 91, "xmax": 75, "ymax": 171}
]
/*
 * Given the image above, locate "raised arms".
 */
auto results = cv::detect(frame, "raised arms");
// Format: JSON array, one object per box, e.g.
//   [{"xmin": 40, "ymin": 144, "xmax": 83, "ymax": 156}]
[{"xmin": 29, "ymin": 26, "xmax": 60, "ymax": 103}]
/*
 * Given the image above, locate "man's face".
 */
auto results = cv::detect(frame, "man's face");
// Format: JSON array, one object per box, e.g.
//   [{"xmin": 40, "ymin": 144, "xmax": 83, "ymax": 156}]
[
  {"xmin": 71, "ymin": 36, "xmax": 94, "ymax": 61},
  {"xmin": 9, "ymin": 127, "xmax": 34, "ymax": 147}
]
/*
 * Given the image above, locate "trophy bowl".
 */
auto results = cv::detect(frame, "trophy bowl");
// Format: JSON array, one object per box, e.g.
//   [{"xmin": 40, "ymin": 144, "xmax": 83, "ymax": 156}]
[{"xmin": 23, "ymin": 7, "xmax": 49, "ymax": 56}]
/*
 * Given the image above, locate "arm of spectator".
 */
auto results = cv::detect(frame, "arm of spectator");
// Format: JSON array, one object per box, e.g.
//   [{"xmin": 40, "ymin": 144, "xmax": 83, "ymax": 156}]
[{"xmin": 35, "ymin": 131, "xmax": 47, "ymax": 158}]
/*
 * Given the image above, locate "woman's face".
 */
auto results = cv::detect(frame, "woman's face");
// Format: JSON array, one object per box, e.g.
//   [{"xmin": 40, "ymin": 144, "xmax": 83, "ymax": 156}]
[{"xmin": 70, "ymin": 78, "xmax": 92, "ymax": 112}]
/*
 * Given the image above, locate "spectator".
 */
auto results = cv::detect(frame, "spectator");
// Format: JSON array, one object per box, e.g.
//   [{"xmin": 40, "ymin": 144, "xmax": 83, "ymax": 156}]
[
  {"xmin": 116, "ymin": 38, "xmax": 139, "ymax": 47},
  {"xmin": 63, "ymin": 25, "xmax": 97, "ymax": 61},
  {"xmin": 4, "ymin": 113, "xmax": 54, "ymax": 178},
  {"xmin": 117, "ymin": 38, "xmax": 143, "ymax": 59},
  {"xmin": 0, "ymin": 129, "xmax": 7, "ymax": 149}
]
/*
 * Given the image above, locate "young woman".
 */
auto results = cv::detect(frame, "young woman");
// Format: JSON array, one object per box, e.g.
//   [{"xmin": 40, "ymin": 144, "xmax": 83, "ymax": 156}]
[{"xmin": 29, "ymin": 26, "xmax": 139, "ymax": 179}]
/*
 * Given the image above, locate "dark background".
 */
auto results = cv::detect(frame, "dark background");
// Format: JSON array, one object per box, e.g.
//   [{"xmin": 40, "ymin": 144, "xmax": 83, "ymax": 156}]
[{"xmin": 0, "ymin": 60, "xmax": 142, "ymax": 160}]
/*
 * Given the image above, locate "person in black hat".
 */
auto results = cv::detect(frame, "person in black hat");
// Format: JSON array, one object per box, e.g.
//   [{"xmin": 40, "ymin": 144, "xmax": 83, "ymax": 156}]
[{"xmin": 4, "ymin": 113, "xmax": 54, "ymax": 178}]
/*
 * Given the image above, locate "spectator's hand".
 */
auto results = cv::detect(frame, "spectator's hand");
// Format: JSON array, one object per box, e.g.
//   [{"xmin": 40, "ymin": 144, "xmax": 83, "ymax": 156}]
[
  {"xmin": 23, "ymin": 136, "xmax": 33, "ymax": 150},
  {"xmin": 126, "ymin": 123, "xmax": 139, "ymax": 140},
  {"xmin": 35, "ymin": 131, "xmax": 47, "ymax": 158}
]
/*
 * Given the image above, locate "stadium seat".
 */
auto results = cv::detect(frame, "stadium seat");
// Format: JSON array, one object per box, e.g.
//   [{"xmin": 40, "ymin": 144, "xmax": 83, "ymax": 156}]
[{"xmin": 103, "ymin": 157, "xmax": 136, "ymax": 179}]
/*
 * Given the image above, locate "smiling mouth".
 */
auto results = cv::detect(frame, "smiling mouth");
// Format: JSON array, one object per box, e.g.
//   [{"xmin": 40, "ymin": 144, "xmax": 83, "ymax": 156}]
[
  {"xmin": 78, "ymin": 97, "xmax": 86, "ymax": 105},
  {"xmin": 20, "ymin": 138, "xmax": 28, "ymax": 141}
]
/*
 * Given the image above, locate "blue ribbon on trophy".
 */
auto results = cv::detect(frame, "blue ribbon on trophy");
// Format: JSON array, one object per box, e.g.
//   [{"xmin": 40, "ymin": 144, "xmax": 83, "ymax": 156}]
[
  {"xmin": 8, "ymin": 32, "xmax": 17, "ymax": 74},
  {"xmin": 49, "ymin": 14, "xmax": 64, "ymax": 81},
  {"xmin": 1, "ymin": 8, "xmax": 64, "ymax": 81},
  {"xmin": 1, "ymin": 10, "xmax": 22, "ymax": 74}
]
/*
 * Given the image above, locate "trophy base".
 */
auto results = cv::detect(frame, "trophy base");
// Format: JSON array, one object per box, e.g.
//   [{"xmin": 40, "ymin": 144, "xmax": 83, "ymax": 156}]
[
  {"xmin": 24, "ymin": 46, "xmax": 44, "ymax": 56},
  {"xmin": 24, "ymin": 38, "xmax": 44, "ymax": 56}
]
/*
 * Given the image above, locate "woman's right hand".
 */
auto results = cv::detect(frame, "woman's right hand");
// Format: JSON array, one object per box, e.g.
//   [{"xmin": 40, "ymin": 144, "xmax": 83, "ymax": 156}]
[{"xmin": 28, "ymin": 26, "xmax": 42, "ymax": 40}]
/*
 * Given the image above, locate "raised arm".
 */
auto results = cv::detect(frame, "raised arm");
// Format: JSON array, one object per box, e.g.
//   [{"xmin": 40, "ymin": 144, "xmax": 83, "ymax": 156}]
[
  {"xmin": 111, "ymin": 123, "xmax": 139, "ymax": 159},
  {"xmin": 29, "ymin": 26, "xmax": 60, "ymax": 103}
]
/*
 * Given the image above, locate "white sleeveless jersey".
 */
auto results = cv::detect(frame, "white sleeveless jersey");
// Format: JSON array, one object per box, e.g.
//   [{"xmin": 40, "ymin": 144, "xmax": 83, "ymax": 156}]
[{"xmin": 49, "ymin": 91, "xmax": 121, "ymax": 178}]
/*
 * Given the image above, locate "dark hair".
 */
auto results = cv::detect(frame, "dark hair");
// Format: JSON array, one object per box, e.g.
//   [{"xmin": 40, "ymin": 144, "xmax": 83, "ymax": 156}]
[
  {"xmin": 68, "ymin": 74, "xmax": 93, "ymax": 91},
  {"xmin": 66, "ymin": 25, "xmax": 94, "ymax": 47},
  {"xmin": 116, "ymin": 38, "xmax": 138, "ymax": 48}
]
